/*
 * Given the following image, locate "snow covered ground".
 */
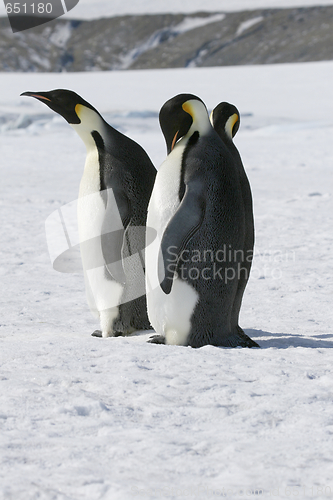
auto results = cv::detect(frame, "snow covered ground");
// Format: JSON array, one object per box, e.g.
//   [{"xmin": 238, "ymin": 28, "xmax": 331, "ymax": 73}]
[{"xmin": 1, "ymin": 61, "xmax": 333, "ymax": 499}]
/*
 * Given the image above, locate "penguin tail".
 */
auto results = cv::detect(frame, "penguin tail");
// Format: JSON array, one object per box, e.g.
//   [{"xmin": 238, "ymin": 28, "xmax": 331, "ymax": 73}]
[
  {"xmin": 210, "ymin": 326, "xmax": 260, "ymax": 348},
  {"xmin": 188, "ymin": 327, "xmax": 260, "ymax": 349},
  {"xmin": 233, "ymin": 326, "xmax": 260, "ymax": 348}
]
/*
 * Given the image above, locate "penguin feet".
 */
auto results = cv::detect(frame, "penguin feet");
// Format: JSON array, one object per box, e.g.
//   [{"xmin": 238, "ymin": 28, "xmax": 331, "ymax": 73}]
[
  {"xmin": 148, "ymin": 335, "xmax": 166, "ymax": 345},
  {"xmin": 92, "ymin": 330, "xmax": 103, "ymax": 338},
  {"xmin": 114, "ymin": 331, "xmax": 125, "ymax": 337},
  {"xmin": 91, "ymin": 330, "xmax": 125, "ymax": 338}
]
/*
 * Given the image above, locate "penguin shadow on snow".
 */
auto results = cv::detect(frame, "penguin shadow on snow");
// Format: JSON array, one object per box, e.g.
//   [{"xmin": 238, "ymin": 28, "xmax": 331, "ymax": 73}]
[
  {"xmin": 245, "ymin": 329, "xmax": 333, "ymax": 349},
  {"xmin": 91, "ymin": 329, "xmax": 333, "ymax": 349}
]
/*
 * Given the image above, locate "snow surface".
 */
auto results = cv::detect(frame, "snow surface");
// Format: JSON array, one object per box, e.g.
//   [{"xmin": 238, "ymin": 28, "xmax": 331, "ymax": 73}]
[
  {"xmin": 1, "ymin": 61, "xmax": 333, "ymax": 498},
  {"xmin": 236, "ymin": 16, "xmax": 264, "ymax": 36},
  {"xmin": 1, "ymin": 0, "xmax": 333, "ymax": 18}
]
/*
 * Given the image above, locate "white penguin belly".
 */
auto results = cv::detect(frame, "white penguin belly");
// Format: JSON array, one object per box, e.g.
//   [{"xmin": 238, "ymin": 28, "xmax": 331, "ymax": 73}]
[
  {"xmin": 146, "ymin": 144, "xmax": 198, "ymax": 346},
  {"xmin": 78, "ymin": 149, "xmax": 123, "ymax": 336}
]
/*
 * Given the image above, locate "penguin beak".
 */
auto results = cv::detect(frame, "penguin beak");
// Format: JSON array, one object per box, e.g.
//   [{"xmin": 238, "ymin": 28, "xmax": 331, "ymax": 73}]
[
  {"xmin": 170, "ymin": 131, "xmax": 179, "ymax": 152},
  {"xmin": 20, "ymin": 91, "xmax": 52, "ymax": 102}
]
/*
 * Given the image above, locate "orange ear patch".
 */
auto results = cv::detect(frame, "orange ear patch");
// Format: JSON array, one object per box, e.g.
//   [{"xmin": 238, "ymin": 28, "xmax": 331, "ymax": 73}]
[
  {"xmin": 182, "ymin": 101, "xmax": 194, "ymax": 117},
  {"xmin": 75, "ymin": 104, "xmax": 82, "ymax": 116}
]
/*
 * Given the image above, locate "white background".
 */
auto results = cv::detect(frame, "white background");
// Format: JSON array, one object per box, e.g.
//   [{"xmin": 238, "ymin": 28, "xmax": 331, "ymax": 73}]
[{"xmin": 0, "ymin": 0, "xmax": 333, "ymax": 498}]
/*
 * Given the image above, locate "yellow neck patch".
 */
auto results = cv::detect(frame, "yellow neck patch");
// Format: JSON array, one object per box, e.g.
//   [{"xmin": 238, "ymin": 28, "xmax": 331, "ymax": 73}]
[
  {"xmin": 225, "ymin": 113, "xmax": 239, "ymax": 139},
  {"xmin": 182, "ymin": 101, "xmax": 194, "ymax": 118}
]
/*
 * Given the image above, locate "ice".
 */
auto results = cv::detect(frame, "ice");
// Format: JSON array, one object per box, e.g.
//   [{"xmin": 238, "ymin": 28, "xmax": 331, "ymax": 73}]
[
  {"xmin": 173, "ymin": 14, "xmax": 226, "ymax": 34},
  {"xmin": 236, "ymin": 16, "xmax": 264, "ymax": 36}
]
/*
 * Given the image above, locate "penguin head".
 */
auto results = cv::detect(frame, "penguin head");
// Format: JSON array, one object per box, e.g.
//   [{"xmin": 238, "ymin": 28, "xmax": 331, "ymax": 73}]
[
  {"xmin": 20, "ymin": 89, "xmax": 100, "ymax": 125},
  {"xmin": 210, "ymin": 102, "xmax": 240, "ymax": 140},
  {"xmin": 159, "ymin": 94, "xmax": 211, "ymax": 154}
]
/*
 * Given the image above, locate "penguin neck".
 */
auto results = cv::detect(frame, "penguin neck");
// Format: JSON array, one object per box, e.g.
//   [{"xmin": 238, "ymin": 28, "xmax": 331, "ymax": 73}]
[
  {"xmin": 178, "ymin": 100, "xmax": 212, "ymax": 150},
  {"xmin": 71, "ymin": 106, "xmax": 110, "ymax": 197},
  {"xmin": 189, "ymin": 100, "xmax": 211, "ymax": 134},
  {"xmin": 71, "ymin": 106, "xmax": 108, "ymax": 153},
  {"xmin": 216, "ymin": 127, "xmax": 233, "ymax": 144},
  {"xmin": 224, "ymin": 114, "xmax": 237, "ymax": 141}
]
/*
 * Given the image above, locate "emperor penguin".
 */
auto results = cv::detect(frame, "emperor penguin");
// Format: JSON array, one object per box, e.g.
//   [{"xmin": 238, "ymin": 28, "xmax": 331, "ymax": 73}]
[
  {"xmin": 145, "ymin": 93, "xmax": 258, "ymax": 348},
  {"xmin": 210, "ymin": 102, "xmax": 255, "ymax": 341},
  {"xmin": 21, "ymin": 89, "xmax": 156, "ymax": 338}
]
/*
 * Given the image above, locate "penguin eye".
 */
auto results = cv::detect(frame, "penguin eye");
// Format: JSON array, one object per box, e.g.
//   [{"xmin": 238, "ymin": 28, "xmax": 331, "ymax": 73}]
[
  {"xmin": 62, "ymin": 95, "xmax": 74, "ymax": 110},
  {"xmin": 52, "ymin": 92, "xmax": 74, "ymax": 111}
]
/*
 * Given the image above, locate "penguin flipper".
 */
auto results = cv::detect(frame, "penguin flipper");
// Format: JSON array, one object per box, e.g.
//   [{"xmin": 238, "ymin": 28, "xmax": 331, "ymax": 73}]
[
  {"xmin": 159, "ymin": 182, "xmax": 206, "ymax": 294},
  {"xmin": 101, "ymin": 187, "xmax": 131, "ymax": 285}
]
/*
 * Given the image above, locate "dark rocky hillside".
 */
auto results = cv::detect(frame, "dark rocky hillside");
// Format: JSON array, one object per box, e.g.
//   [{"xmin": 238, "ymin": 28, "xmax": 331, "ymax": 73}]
[{"xmin": 0, "ymin": 6, "xmax": 332, "ymax": 72}]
